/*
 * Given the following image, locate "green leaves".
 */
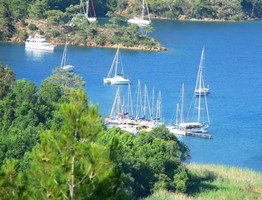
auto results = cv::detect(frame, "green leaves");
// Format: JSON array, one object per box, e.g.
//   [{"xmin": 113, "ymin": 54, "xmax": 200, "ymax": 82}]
[
  {"xmin": 0, "ymin": 64, "xmax": 192, "ymax": 199},
  {"xmin": 99, "ymin": 126, "xmax": 191, "ymax": 198},
  {"xmin": 28, "ymin": 0, "xmax": 49, "ymax": 19},
  {"xmin": 24, "ymin": 88, "xmax": 124, "ymax": 199},
  {"xmin": 0, "ymin": 64, "xmax": 15, "ymax": 99}
]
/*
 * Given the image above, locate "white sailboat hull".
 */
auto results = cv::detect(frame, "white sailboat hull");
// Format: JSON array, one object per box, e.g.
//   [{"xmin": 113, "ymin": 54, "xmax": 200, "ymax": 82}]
[
  {"xmin": 194, "ymin": 88, "xmax": 210, "ymax": 96},
  {"xmin": 103, "ymin": 78, "xmax": 111, "ymax": 84},
  {"xmin": 104, "ymin": 47, "xmax": 130, "ymax": 85},
  {"xmin": 110, "ymin": 75, "xmax": 130, "ymax": 85},
  {"xmin": 104, "ymin": 76, "xmax": 130, "ymax": 85},
  {"xmin": 127, "ymin": 18, "xmax": 151, "ymax": 26},
  {"xmin": 87, "ymin": 17, "xmax": 96, "ymax": 22},
  {"xmin": 167, "ymin": 125, "xmax": 187, "ymax": 136},
  {"xmin": 61, "ymin": 64, "xmax": 74, "ymax": 71}
]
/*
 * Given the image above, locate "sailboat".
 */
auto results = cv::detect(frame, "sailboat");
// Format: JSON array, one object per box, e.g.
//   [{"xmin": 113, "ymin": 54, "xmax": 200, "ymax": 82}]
[
  {"xmin": 82, "ymin": 0, "xmax": 96, "ymax": 23},
  {"xmin": 128, "ymin": 0, "xmax": 151, "ymax": 26},
  {"xmin": 168, "ymin": 82, "xmax": 210, "ymax": 135},
  {"xmin": 167, "ymin": 83, "xmax": 188, "ymax": 136},
  {"xmin": 194, "ymin": 48, "xmax": 210, "ymax": 96},
  {"xmin": 181, "ymin": 82, "xmax": 211, "ymax": 133},
  {"xmin": 60, "ymin": 37, "xmax": 74, "ymax": 71},
  {"xmin": 105, "ymin": 86, "xmax": 138, "ymax": 134},
  {"xmin": 103, "ymin": 47, "xmax": 130, "ymax": 85}
]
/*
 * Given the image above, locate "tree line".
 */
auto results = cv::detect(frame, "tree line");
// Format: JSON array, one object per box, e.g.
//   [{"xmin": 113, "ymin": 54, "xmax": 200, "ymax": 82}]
[
  {"xmin": 1, "ymin": 0, "xmax": 262, "ymax": 43},
  {"xmin": 0, "ymin": 63, "xmax": 196, "ymax": 199}
]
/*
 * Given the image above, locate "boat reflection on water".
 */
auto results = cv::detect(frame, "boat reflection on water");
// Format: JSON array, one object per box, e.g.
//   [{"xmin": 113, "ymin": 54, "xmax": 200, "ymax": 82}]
[{"xmin": 25, "ymin": 48, "xmax": 53, "ymax": 62}]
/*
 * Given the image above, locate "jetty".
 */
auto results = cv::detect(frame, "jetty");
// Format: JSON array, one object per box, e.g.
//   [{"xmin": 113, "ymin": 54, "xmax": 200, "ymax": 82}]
[{"xmin": 186, "ymin": 132, "xmax": 212, "ymax": 139}]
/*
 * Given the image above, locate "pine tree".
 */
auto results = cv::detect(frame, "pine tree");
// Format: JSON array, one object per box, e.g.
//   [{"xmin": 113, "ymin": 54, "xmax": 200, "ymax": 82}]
[{"xmin": 26, "ymin": 88, "xmax": 125, "ymax": 199}]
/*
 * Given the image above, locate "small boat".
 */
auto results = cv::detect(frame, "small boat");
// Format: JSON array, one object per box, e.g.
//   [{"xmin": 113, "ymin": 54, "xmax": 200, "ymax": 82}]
[
  {"xmin": 25, "ymin": 33, "xmax": 56, "ymax": 51},
  {"xmin": 128, "ymin": 0, "xmax": 151, "ymax": 26},
  {"xmin": 60, "ymin": 37, "xmax": 74, "ymax": 71},
  {"xmin": 103, "ymin": 47, "xmax": 130, "ymax": 85},
  {"xmin": 194, "ymin": 48, "xmax": 210, "ymax": 96},
  {"xmin": 82, "ymin": 0, "xmax": 97, "ymax": 23}
]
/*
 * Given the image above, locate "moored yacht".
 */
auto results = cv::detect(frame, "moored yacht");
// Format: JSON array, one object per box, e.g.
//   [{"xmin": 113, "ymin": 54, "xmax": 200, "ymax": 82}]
[{"xmin": 25, "ymin": 34, "xmax": 56, "ymax": 51}]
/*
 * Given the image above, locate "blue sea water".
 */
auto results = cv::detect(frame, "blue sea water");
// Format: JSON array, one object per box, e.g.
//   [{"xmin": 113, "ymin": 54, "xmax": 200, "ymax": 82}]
[{"xmin": 0, "ymin": 19, "xmax": 262, "ymax": 172}]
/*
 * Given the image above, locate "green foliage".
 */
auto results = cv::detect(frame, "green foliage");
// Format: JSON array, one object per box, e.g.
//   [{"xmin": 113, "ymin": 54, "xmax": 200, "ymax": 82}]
[
  {"xmin": 25, "ymin": 88, "xmax": 126, "ymax": 199},
  {"xmin": 98, "ymin": 126, "xmax": 191, "ymax": 199},
  {"xmin": 46, "ymin": 9, "xmax": 66, "ymax": 25},
  {"xmin": 0, "ymin": 159, "xmax": 26, "ymax": 199},
  {"xmin": 145, "ymin": 164, "xmax": 262, "ymax": 200},
  {"xmin": 20, "ymin": 20, "xmax": 27, "ymax": 27},
  {"xmin": 38, "ymin": 80, "xmax": 63, "ymax": 129},
  {"xmin": 189, "ymin": 4, "xmax": 217, "ymax": 19},
  {"xmin": 8, "ymin": 0, "xmax": 28, "ymax": 22},
  {"xmin": 0, "ymin": 0, "xmax": 14, "ymax": 40},
  {"xmin": 28, "ymin": 0, "xmax": 49, "ymax": 19},
  {"xmin": 28, "ymin": 23, "xmax": 38, "ymax": 31},
  {"xmin": 0, "ymin": 79, "xmax": 41, "ymax": 165},
  {"xmin": 15, "ymin": 30, "xmax": 27, "ymax": 41},
  {"xmin": 0, "ymin": 64, "xmax": 15, "ymax": 99},
  {"xmin": 45, "ymin": 66, "xmax": 86, "ymax": 97},
  {"xmin": 51, "ymin": 29, "xmax": 60, "ymax": 37},
  {"xmin": 173, "ymin": 166, "xmax": 189, "ymax": 192}
]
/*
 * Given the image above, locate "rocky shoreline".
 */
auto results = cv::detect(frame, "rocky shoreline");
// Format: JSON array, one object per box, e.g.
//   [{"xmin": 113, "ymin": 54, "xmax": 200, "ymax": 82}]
[
  {"xmin": 7, "ymin": 16, "xmax": 259, "ymax": 52},
  {"xmin": 8, "ymin": 19, "xmax": 167, "ymax": 52}
]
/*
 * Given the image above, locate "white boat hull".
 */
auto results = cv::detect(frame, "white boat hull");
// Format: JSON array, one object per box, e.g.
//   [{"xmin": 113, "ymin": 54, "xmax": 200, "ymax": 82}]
[
  {"xmin": 25, "ymin": 43, "xmax": 56, "ymax": 51},
  {"xmin": 103, "ymin": 78, "xmax": 111, "ymax": 84},
  {"xmin": 128, "ymin": 18, "xmax": 151, "ymax": 26},
  {"xmin": 87, "ymin": 17, "xmax": 96, "ymax": 23},
  {"xmin": 167, "ymin": 126, "xmax": 187, "ymax": 136},
  {"xmin": 61, "ymin": 65, "xmax": 74, "ymax": 71},
  {"xmin": 194, "ymin": 88, "xmax": 210, "ymax": 96},
  {"xmin": 104, "ymin": 75, "xmax": 130, "ymax": 85}
]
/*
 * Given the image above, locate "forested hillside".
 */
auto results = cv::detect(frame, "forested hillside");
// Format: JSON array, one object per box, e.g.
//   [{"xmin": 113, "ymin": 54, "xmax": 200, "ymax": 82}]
[
  {"xmin": 0, "ymin": 0, "xmax": 164, "ymax": 50},
  {"xmin": 124, "ymin": 0, "xmax": 262, "ymax": 20},
  {"xmin": 0, "ymin": 0, "xmax": 261, "ymax": 49}
]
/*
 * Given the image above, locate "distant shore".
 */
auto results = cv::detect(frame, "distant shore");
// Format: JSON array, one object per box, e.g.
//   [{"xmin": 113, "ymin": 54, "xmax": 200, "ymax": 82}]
[{"xmin": 5, "ymin": 16, "xmax": 260, "ymax": 52}]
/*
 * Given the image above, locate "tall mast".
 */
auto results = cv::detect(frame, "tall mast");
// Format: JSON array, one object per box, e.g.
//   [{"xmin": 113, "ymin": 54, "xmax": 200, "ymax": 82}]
[
  {"xmin": 127, "ymin": 83, "xmax": 134, "ymax": 117},
  {"xmin": 143, "ymin": 84, "xmax": 147, "ymax": 118},
  {"xmin": 204, "ymin": 90, "xmax": 210, "ymax": 126},
  {"xmin": 86, "ymin": 0, "xmax": 89, "ymax": 17},
  {"xmin": 197, "ymin": 73, "xmax": 202, "ymax": 123},
  {"xmin": 141, "ymin": 0, "xmax": 145, "ymax": 19},
  {"xmin": 151, "ymin": 87, "xmax": 154, "ymax": 118},
  {"xmin": 110, "ymin": 87, "xmax": 120, "ymax": 118},
  {"xmin": 135, "ymin": 80, "xmax": 142, "ymax": 119},
  {"xmin": 176, "ymin": 103, "xmax": 180, "ymax": 125},
  {"xmin": 180, "ymin": 83, "xmax": 184, "ymax": 123},
  {"xmin": 114, "ymin": 47, "xmax": 119, "ymax": 77},
  {"xmin": 106, "ymin": 48, "xmax": 118, "ymax": 78},
  {"xmin": 61, "ymin": 36, "xmax": 68, "ymax": 67},
  {"xmin": 195, "ymin": 48, "xmax": 205, "ymax": 93},
  {"xmin": 156, "ymin": 90, "xmax": 162, "ymax": 121}
]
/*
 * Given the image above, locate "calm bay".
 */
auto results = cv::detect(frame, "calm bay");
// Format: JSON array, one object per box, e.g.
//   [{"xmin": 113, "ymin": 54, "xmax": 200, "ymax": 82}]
[{"xmin": 0, "ymin": 19, "xmax": 262, "ymax": 172}]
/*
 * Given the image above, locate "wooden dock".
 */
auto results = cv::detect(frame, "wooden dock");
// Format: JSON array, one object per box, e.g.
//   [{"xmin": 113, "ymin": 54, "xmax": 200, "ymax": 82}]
[{"xmin": 186, "ymin": 132, "xmax": 212, "ymax": 139}]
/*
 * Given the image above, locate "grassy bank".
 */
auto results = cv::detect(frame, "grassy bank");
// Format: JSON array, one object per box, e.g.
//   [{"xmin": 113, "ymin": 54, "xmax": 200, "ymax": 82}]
[{"xmin": 145, "ymin": 163, "xmax": 262, "ymax": 200}]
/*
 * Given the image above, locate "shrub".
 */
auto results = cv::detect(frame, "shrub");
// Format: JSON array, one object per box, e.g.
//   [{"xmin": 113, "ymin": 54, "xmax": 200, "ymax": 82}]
[
  {"xmin": 20, "ymin": 20, "xmax": 27, "ymax": 27},
  {"xmin": 16, "ymin": 30, "xmax": 27, "ymax": 41},
  {"xmin": 51, "ymin": 30, "xmax": 60, "ymax": 37},
  {"xmin": 28, "ymin": 24, "xmax": 38, "ymax": 31}
]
